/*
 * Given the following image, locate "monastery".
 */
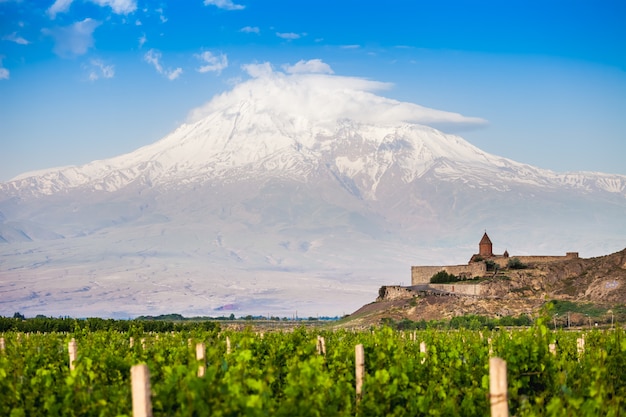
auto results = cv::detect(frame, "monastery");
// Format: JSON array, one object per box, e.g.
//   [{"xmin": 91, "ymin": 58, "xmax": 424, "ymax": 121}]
[{"xmin": 411, "ymin": 232, "xmax": 579, "ymax": 285}]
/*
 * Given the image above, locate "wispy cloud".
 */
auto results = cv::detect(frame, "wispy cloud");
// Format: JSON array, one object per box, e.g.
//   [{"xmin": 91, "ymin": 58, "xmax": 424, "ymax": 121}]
[
  {"xmin": 42, "ymin": 18, "xmax": 101, "ymax": 58},
  {"xmin": 203, "ymin": 0, "xmax": 244, "ymax": 11},
  {"xmin": 242, "ymin": 62, "xmax": 273, "ymax": 78},
  {"xmin": 2, "ymin": 32, "xmax": 30, "ymax": 45},
  {"xmin": 341, "ymin": 44, "xmax": 360, "ymax": 49},
  {"xmin": 240, "ymin": 26, "xmax": 259, "ymax": 34},
  {"xmin": 90, "ymin": 0, "xmax": 137, "ymax": 14},
  {"xmin": 276, "ymin": 32, "xmax": 301, "ymax": 40},
  {"xmin": 195, "ymin": 51, "xmax": 228, "ymax": 74},
  {"xmin": 0, "ymin": 57, "xmax": 9, "ymax": 80},
  {"xmin": 167, "ymin": 68, "xmax": 182, "ymax": 80},
  {"xmin": 138, "ymin": 33, "xmax": 147, "ymax": 48},
  {"xmin": 155, "ymin": 7, "xmax": 167, "ymax": 23},
  {"xmin": 144, "ymin": 49, "xmax": 182, "ymax": 80},
  {"xmin": 86, "ymin": 58, "xmax": 114, "ymax": 81},
  {"xmin": 283, "ymin": 59, "xmax": 333, "ymax": 75},
  {"xmin": 47, "ymin": 0, "xmax": 137, "ymax": 19},
  {"xmin": 47, "ymin": 0, "xmax": 73, "ymax": 19}
]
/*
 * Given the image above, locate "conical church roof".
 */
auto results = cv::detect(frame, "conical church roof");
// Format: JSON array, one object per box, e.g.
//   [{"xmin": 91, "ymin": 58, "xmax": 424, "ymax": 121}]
[{"xmin": 480, "ymin": 232, "xmax": 492, "ymax": 245}]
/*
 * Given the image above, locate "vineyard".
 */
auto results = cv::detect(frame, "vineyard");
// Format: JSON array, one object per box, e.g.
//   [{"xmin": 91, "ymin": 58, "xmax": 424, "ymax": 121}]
[{"xmin": 0, "ymin": 323, "xmax": 624, "ymax": 416}]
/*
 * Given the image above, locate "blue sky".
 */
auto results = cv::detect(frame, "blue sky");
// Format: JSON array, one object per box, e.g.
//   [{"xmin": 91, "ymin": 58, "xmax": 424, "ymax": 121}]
[{"xmin": 1, "ymin": 0, "xmax": 625, "ymax": 181}]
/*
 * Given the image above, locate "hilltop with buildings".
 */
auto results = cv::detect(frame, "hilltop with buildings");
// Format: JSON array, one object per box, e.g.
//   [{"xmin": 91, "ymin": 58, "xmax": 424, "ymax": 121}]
[
  {"xmin": 343, "ymin": 233, "xmax": 626, "ymax": 328},
  {"xmin": 406, "ymin": 232, "xmax": 580, "ymax": 297}
]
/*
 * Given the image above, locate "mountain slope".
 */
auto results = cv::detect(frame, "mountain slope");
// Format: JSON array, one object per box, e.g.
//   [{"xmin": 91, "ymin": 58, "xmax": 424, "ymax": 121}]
[{"xmin": 1, "ymin": 71, "xmax": 625, "ymax": 318}]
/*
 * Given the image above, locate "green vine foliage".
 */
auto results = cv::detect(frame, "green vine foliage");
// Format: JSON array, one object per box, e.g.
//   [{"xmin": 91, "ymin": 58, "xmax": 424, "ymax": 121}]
[{"xmin": 0, "ymin": 325, "xmax": 624, "ymax": 416}]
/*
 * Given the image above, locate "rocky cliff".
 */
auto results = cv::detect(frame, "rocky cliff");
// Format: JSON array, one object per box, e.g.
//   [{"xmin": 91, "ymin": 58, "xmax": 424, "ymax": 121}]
[{"xmin": 348, "ymin": 248, "xmax": 626, "ymax": 327}]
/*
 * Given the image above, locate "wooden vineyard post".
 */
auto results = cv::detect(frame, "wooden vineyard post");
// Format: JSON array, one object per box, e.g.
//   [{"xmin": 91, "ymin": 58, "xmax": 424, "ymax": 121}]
[
  {"xmin": 226, "ymin": 336, "xmax": 231, "ymax": 355},
  {"xmin": 68, "ymin": 338, "xmax": 77, "ymax": 371},
  {"xmin": 316, "ymin": 336, "xmax": 326, "ymax": 356},
  {"xmin": 419, "ymin": 341, "xmax": 427, "ymax": 364},
  {"xmin": 196, "ymin": 343, "xmax": 206, "ymax": 377},
  {"xmin": 0, "ymin": 337, "xmax": 5, "ymax": 352},
  {"xmin": 129, "ymin": 337, "xmax": 134, "ymax": 348},
  {"xmin": 489, "ymin": 357, "xmax": 508, "ymax": 417},
  {"xmin": 549, "ymin": 343, "xmax": 556, "ymax": 356},
  {"xmin": 131, "ymin": 364, "xmax": 153, "ymax": 417},
  {"xmin": 577, "ymin": 337, "xmax": 585, "ymax": 359},
  {"xmin": 355, "ymin": 344, "xmax": 364, "ymax": 402}
]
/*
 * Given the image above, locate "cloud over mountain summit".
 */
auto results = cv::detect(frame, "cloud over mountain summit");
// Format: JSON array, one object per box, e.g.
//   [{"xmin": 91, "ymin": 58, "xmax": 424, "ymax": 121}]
[{"xmin": 187, "ymin": 60, "xmax": 488, "ymax": 131}]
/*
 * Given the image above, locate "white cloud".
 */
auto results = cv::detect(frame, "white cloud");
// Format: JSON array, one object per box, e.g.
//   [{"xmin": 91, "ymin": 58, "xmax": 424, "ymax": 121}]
[
  {"xmin": 47, "ymin": 0, "xmax": 73, "ymax": 19},
  {"xmin": 2, "ymin": 32, "xmax": 30, "ymax": 45},
  {"xmin": 138, "ymin": 33, "xmax": 147, "ymax": 47},
  {"xmin": 0, "ymin": 57, "xmax": 8, "ymax": 80},
  {"xmin": 188, "ymin": 59, "xmax": 487, "ymax": 132},
  {"xmin": 203, "ymin": 0, "xmax": 244, "ymax": 10},
  {"xmin": 47, "ymin": 0, "xmax": 136, "ymax": 18},
  {"xmin": 341, "ymin": 44, "xmax": 360, "ymax": 49},
  {"xmin": 42, "ymin": 18, "xmax": 101, "ymax": 58},
  {"xmin": 144, "ymin": 49, "xmax": 162, "ymax": 71},
  {"xmin": 283, "ymin": 59, "xmax": 333, "ymax": 75},
  {"xmin": 240, "ymin": 26, "xmax": 259, "ymax": 34},
  {"xmin": 144, "ymin": 49, "xmax": 182, "ymax": 80},
  {"xmin": 135, "ymin": 19, "xmax": 142, "ymax": 26},
  {"xmin": 195, "ymin": 51, "xmax": 228, "ymax": 74},
  {"xmin": 87, "ymin": 59, "xmax": 114, "ymax": 81},
  {"xmin": 155, "ymin": 7, "xmax": 167, "ymax": 23},
  {"xmin": 241, "ymin": 62, "xmax": 273, "ymax": 78},
  {"xmin": 276, "ymin": 32, "xmax": 300, "ymax": 40},
  {"xmin": 167, "ymin": 67, "xmax": 182, "ymax": 80},
  {"xmin": 90, "ymin": 0, "xmax": 137, "ymax": 14}
]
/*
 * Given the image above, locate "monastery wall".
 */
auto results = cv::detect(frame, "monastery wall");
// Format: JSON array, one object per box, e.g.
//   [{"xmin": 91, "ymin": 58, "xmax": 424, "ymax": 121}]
[
  {"xmin": 411, "ymin": 263, "xmax": 486, "ymax": 285},
  {"xmin": 377, "ymin": 285, "xmax": 416, "ymax": 301},
  {"xmin": 428, "ymin": 283, "xmax": 483, "ymax": 296},
  {"xmin": 492, "ymin": 252, "xmax": 579, "ymax": 268}
]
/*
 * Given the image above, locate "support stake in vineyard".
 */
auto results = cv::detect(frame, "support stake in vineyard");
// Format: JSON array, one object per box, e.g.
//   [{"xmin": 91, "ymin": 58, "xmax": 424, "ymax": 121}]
[
  {"xmin": 489, "ymin": 357, "xmax": 508, "ymax": 417},
  {"xmin": 355, "ymin": 344, "xmax": 364, "ymax": 402},
  {"xmin": 131, "ymin": 364, "xmax": 153, "ymax": 417},
  {"xmin": 68, "ymin": 338, "xmax": 77, "ymax": 371}
]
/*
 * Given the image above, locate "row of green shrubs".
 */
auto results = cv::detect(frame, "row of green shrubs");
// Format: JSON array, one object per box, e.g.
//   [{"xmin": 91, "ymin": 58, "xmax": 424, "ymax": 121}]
[{"xmin": 381, "ymin": 314, "xmax": 533, "ymax": 330}]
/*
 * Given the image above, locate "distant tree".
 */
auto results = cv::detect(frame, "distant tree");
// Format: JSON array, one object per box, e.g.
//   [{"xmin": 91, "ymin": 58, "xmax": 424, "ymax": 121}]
[
  {"xmin": 13, "ymin": 312, "xmax": 25, "ymax": 320},
  {"xmin": 430, "ymin": 270, "xmax": 459, "ymax": 284},
  {"xmin": 507, "ymin": 257, "xmax": 528, "ymax": 270}
]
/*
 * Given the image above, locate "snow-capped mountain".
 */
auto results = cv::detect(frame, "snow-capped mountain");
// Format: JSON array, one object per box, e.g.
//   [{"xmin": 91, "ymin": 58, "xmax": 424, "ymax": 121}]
[{"xmin": 1, "ymin": 70, "xmax": 625, "ymax": 318}]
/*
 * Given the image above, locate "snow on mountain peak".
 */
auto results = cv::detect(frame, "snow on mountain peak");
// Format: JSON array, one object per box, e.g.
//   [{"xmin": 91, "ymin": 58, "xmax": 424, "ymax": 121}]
[{"xmin": 3, "ymin": 63, "xmax": 625, "ymax": 200}]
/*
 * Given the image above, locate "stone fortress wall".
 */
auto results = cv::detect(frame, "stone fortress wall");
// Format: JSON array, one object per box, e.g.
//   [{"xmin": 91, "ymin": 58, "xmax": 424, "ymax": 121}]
[
  {"xmin": 410, "ymin": 233, "xmax": 578, "ymax": 286},
  {"xmin": 377, "ymin": 234, "xmax": 580, "ymax": 302},
  {"xmin": 411, "ymin": 263, "xmax": 486, "ymax": 285},
  {"xmin": 428, "ymin": 283, "xmax": 483, "ymax": 296},
  {"xmin": 491, "ymin": 252, "xmax": 579, "ymax": 268}
]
